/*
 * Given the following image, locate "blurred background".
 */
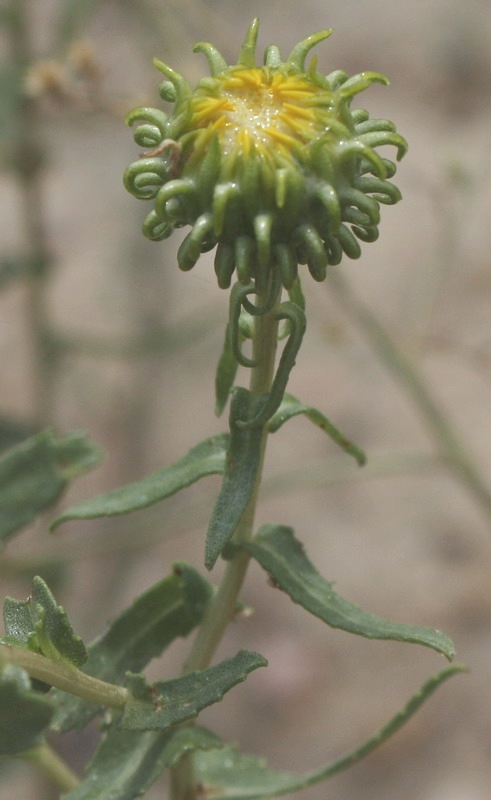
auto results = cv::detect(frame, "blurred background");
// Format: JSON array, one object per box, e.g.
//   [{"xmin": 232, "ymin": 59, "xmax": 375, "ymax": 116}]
[{"xmin": 1, "ymin": 0, "xmax": 491, "ymax": 798}]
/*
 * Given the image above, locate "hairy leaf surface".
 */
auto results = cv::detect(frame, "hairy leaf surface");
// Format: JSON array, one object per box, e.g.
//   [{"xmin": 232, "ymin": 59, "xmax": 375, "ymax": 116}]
[
  {"xmin": 2, "ymin": 576, "xmax": 87, "ymax": 668},
  {"xmin": 268, "ymin": 393, "xmax": 366, "ymax": 465},
  {"xmin": 122, "ymin": 649, "xmax": 267, "ymax": 731},
  {"xmin": 52, "ymin": 433, "xmax": 228, "ymax": 529},
  {"xmin": 0, "ymin": 429, "xmax": 102, "ymax": 543},
  {"xmin": 244, "ymin": 525, "xmax": 455, "ymax": 659},
  {"xmin": 61, "ymin": 726, "xmax": 220, "ymax": 800},
  {"xmin": 206, "ymin": 390, "xmax": 264, "ymax": 569},
  {"xmin": 51, "ymin": 564, "xmax": 213, "ymax": 732},
  {"xmin": 193, "ymin": 665, "xmax": 465, "ymax": 798}
]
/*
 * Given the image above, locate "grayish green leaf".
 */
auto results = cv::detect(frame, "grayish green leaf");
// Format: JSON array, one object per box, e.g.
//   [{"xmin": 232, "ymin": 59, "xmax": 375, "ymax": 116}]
[
  {"xmin": 206, "ymin": 390, "xmax": 264, "ymax": 570},
  {"xmin": 0, "ymin": 417, "xmax": 36, "ymax": 455},
  {"xmin": 244, "ymin": 525, "xmax": 455, "ymax": 660},
  {"xmin": 2, "ymin": 576, "xmax": 87, "ymax": 668},
  {"xmin": 52, "ymin": 433, "xmax": 228, "ymax": 530},
  {"xmin": 1, "ymin": 598, "xmax": 32, "ymax": 646},
  {"xmin": 268, "ymin": 393, "xmax": 366, "ymax": 466},
  {"xmin": 193, "ymin": 665, "xmax": 466, "ymax": 798},
  {"xmin": 51, "ymin": 564, "xmax": 213, "ymax": 732},
  {"xmin": 0, "ymin": 665, "xmax": 54, "ymax": 756},
  {"xmin": 52, "ymin": 433, "xmax": 103, "ymax": 480},
  {"xmin": 0, "ymin": 429, "xmax": 103, "ymax": 544},
  {"xmin": 122, "ymin": 650, "xmax": 267, "ymax": 731},
  {"xmin": 61, "ymin": 726, "xmax": 220, "ymax": 800}
]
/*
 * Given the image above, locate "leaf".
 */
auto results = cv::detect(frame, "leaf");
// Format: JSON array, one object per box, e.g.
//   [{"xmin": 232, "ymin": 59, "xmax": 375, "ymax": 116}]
[
  {"xmin": 0, "ymin": 416, "xmax": 36, "ymax": 455},
  {"xmin": 215, "ymin": 323, "xmax": 239, "ymax": 417},
  {"xmin": 193, "ymin": 665, "xmax": 466, "ymax": 799},
  {"xmin": 243, "ymin": 525, "xmax": 455, "ymax": 660},
  {"xmin": 206, "ymin": 390, "xmax": 264, "ymax": 570},
  {"xmin": 0, "ymin": 429, "xmax": 103, "ymax": 544},
  {"xmin": 121, "ymin": 650, "xmax": 267, "ymax": 731},
  {"xmin": 0, "ymin": 665, "xmax": 54, "ymax": 756},
  {"xmin": 268, "ymin": 393, "xmax": 366, "ymax": 466},
  {"xmin": 51, "ymin": 432, "xmax": 103, "ymax": 480},
  {"xmin": 50, "ymin": 563, "xmax": 213, "ymax": 732},
  {"xmin": 61, "ymin": 727, "xmax": 221, "ymax": 800},
  {"xmin": 2, "ymin": 576, "xmax": 87, "ymax": 668},
  {"xmin": 51, "ymin": 433, "xmax": 228, "ymax": 529}
]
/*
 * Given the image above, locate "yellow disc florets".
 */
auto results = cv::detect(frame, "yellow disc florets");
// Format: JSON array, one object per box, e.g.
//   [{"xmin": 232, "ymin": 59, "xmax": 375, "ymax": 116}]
[
  {"xmin": 191, "ymin": 69, "xmax": 326, "ymax": 157},
  {"xmin": 124, "ymin": 19, "xmax": 407, "ymax": 290}
]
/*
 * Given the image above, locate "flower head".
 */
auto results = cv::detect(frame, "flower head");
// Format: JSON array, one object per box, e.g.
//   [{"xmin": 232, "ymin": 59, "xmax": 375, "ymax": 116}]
[{"xmin": 124, "ymin": 19, "xmax": 407, "ymax": 290}]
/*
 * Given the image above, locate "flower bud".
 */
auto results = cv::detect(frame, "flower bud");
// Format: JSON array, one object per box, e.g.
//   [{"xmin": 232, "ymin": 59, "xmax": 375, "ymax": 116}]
[{"xmin": 124, "ymin": 19, "xmax": 407, "ymax": 289}]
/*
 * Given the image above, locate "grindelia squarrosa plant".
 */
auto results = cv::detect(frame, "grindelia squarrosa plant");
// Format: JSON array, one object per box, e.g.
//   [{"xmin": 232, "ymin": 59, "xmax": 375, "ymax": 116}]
[{"xmin": 0, "ymin": 19, "xmax": 465, "ymax": 800}]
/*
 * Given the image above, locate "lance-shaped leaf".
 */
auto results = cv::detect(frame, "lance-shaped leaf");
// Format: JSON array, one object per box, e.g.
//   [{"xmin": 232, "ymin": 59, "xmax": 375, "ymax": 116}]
[
  {"xmin": 268, "ymin": 393, "xmax": 366, "ymax": 466},
  {"xmin": 121, "ymin": 649, "xmax": 267, "ymax": 731},
  {"xmin": 0, "ymin": 665, "xmax": 54, "ymax": 756},
  {"xmin": 52, "ymin": 433, "xmax": 228, "ymax": 529},
  {"xmin": 61, "ymin": 726, "xmax": 220, "ymax": 800},
  {"xmin": 0, "ymin": 429, "xmax": 103, "ymax": 544},
  {"xmin": 2, "ymin": 576, "xmax": 87, "ymax": 668},
  {"xmin": 243, "ymin": 525, "xmax": 455, "ymax": 660},
  {"xmin": 193, "ymin": 665, "xmax": 466, "ymax": 799},
  {"xmin": 51, "ymin": 563, "xmax": 213, "ymax": 732},
  {"xmin": 206, "ymin": 390, "xmax": 264, "ymax": 569}
]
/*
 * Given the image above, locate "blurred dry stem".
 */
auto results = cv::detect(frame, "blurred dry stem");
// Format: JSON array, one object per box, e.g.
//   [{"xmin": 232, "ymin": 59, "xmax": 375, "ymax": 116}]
[
  {"xmin": 7, "ymin": 0, "xmax": 57, "ymax": 427},
  {"xmin": 25, "ymin": 742, "xmax": 80, "ymax": 793},
  {"xmin": 327, "ymin": 270, "xmax": 491, "ymax": 523}
]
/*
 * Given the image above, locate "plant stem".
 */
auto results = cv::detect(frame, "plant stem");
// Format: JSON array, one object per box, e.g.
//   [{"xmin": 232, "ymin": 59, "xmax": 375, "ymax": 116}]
[
  {"xmin": 327, "ymin": 270, "xmax": 491, "ymax": 521},
  {"xmin": 24, "ymin": 742, "xmax": 80, "ymax": 793},
  {"xmin": 183, "ymin": 291, "xmax": 280, "ymax": 674},
  {"xmin": 171, "ymin": 285, "xmax": 281, "ymax": 800},
  {"xmin": 0, "ymin": 644, "xmax": 128, "ymax": 709},
  {"xmin": 9, "ymin": 0, "xmax": 57, "ymax": 427}
]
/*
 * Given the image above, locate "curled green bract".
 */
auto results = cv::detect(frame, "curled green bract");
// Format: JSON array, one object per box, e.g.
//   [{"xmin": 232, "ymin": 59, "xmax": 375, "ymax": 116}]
[
  {"xmin": 124, "ymin": 19, "xmax": 407, "ymax": 290},
  {"xmin": 237, "ymin": 301, "xmax": 307, "ymax": 429},
  {"xmin": 227, "ymin": 281, "xmax": 306, "ymax": 429}
]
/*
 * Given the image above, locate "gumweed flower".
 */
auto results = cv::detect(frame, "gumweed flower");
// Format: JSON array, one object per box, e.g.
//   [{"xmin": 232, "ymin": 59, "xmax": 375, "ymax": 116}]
[{"xmin": 124, "ymin": 19, "xmax": 407, "ymax": 291}]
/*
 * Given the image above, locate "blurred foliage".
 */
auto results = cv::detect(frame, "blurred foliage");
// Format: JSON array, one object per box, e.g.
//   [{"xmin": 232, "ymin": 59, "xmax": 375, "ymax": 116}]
[{"xmin": 0, "ymin": 2, "xmax": 489, "ymax": 799}]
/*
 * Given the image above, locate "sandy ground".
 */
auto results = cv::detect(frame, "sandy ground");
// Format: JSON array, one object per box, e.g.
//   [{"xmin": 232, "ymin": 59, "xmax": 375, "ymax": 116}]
[{"xmin": 2, "ymin": 1, "xmax": 491, "ymax": 798}]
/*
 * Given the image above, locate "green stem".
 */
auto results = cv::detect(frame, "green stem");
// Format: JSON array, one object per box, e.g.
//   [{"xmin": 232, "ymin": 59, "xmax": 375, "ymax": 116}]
[
  {"xmin": 171, "ymin": 285, "xmax": 281, "ymax": 800},
  {"xmin": 0, "ymin": 644, "xmax": 128, "ymax": 709},
  {"xmin": 24, "ymin": 741, "xmax": 80, "ymax": 793},
  {"xmin": 183, "ymin": 294, "xmax": 280, "ymax": 674}
]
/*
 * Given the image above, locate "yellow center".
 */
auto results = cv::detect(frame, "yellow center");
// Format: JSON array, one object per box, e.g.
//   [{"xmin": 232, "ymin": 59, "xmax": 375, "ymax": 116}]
[{"xmin": 191, "ymin": 68, "xmax": 324, "ymax": 159}]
